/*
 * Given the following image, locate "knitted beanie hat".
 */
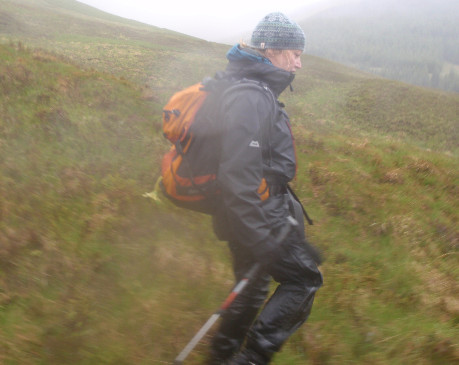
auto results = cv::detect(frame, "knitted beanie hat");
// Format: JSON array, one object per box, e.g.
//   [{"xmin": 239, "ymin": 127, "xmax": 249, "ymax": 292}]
[{"xmin": 250, "ymin": 12, "xmax": 305, "ymax": 52}]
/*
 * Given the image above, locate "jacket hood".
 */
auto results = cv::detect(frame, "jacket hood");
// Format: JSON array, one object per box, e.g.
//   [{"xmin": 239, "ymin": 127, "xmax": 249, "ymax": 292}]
[{"xmin": 223, "ymin": 44, "xmax": 295, "ymax": 97}]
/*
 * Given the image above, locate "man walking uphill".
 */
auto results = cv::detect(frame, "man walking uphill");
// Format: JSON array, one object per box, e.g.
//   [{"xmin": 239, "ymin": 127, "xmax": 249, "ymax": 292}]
[{"xmin": 209, "ymin": 12, "xmax": 323, "ymax": 365}]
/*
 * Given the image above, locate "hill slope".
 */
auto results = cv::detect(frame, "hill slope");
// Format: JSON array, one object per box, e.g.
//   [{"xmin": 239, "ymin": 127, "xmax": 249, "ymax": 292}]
[
  {"xmin": 0, "ymin": 0, "xmax": 228, "ymax": 89},
  {"xmin": 1, "ymin": 0, "xmax": 458, "ymax": 364}
]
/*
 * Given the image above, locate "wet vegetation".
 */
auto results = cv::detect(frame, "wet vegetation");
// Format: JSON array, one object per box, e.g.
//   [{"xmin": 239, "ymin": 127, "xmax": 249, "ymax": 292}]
[{"xmin": 0, "ymin": 1, "xmax": 458, "ymax": 364}]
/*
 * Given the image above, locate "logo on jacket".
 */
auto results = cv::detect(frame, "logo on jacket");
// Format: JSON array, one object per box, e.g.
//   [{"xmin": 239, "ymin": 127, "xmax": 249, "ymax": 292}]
[{"xmin": 249, "ymin": 140, "xmax": 260, "ymax": 148}]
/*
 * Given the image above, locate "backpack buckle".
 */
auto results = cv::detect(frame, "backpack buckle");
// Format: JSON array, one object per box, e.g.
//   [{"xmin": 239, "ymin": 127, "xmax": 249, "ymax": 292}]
[{"xmin": 163, "ymin": 109, "xmax": 180, "ymax": 122}]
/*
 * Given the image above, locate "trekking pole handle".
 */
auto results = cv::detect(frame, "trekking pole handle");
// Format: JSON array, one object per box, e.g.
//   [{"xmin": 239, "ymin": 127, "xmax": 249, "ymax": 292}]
[{"xmin": 220, "ymin": 215, "xmax": 297, "ymax": 311}]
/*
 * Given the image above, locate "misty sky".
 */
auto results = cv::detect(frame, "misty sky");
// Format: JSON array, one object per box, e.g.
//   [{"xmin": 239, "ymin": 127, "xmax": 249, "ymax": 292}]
[{"xmin": 76, "ymin": 0, "xmax": 354, "ymax": 42}]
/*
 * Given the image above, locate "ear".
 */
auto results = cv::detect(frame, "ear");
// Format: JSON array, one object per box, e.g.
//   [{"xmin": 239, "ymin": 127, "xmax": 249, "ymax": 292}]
[
  {"xmin": 264, "ymin": 49, "xmax": 274, "ymax": 58},
  {"xmin": 264, "ymin": 49, "xmax": 283, "ymax": 63}
]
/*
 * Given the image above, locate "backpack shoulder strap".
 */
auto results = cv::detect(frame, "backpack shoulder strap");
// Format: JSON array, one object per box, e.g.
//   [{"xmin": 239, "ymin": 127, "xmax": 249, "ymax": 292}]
[
  {"xmin": 222, "ymin": 78, "xmax": 277, "ymax": 106},
  {"xmin": 220, "ymin": 79, "xmax": 279, "ymax": 132}
]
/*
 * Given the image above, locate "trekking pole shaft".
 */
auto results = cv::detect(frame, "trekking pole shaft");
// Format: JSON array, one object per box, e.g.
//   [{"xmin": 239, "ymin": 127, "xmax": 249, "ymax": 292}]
[
  {"xmin": 173, "ymin": 263, "xmax": 260, "ymax": 364},
  {"xmin": 221, "ymin": 263, "xmax": 259, "ymax": 310},
  {"xmin": 174, "ymin": 313, "xmax": 221, "ymax": 365}
]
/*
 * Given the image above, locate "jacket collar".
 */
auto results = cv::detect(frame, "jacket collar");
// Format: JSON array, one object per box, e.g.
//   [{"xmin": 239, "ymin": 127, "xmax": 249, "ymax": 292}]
[{"xmin": 224, "ymin": 44, "xmax": 295, "ymax": 97}]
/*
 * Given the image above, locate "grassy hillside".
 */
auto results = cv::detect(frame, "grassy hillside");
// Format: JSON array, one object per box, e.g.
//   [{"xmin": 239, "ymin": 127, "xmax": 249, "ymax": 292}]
[
  {"xmin": 1, "ymin": 0, "xmax": 458, "ymax": 364},
  {"xmin": 0, "ymin": 0, "xmax": 228, "ymax": 90}
]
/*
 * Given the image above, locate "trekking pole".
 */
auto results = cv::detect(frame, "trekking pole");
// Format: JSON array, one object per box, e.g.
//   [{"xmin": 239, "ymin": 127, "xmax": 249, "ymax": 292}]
[
  {"xmin": 173, "ymin": 216, "xmax": 298, "ymax": 364},
  {"xmin": 173, "ymin": 263, "xmax": 261, "ymax": 365}
]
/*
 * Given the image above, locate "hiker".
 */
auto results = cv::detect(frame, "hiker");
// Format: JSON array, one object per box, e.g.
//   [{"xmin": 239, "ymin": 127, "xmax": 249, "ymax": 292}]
[{"xmin": 209, "ymin": 12, "xmax": 323, "ymax": 365}]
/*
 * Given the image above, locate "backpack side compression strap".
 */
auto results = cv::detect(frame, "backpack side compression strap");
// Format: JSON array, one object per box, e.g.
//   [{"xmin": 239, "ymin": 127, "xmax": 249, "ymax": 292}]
[{"xmin": 287, "ymin": 184, "xmax": 314, "ymax": 225}]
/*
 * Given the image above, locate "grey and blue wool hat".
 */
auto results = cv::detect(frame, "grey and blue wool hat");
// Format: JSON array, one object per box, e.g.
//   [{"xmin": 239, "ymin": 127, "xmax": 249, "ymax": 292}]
[{"xmin": 250, "ymin": 12, "xmax": 305, "ymax": 52}]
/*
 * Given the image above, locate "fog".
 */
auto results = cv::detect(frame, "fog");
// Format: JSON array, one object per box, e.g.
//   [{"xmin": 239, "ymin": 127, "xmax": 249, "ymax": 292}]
[{"xmin": 76, "ymin": 0, "xmax": 357, "ymax": 42}]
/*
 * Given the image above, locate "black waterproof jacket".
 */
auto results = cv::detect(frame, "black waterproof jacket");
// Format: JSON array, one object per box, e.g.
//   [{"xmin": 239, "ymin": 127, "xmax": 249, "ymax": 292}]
[{"xmin": 213, "ymin": 45, "xmax": 298, "ymax": 260}]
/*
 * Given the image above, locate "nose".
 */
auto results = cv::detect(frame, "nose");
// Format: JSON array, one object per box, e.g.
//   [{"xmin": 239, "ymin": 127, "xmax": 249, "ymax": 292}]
[{"xmin": 295, "ymin": 57, "xmax": 302, "ymax": 70}]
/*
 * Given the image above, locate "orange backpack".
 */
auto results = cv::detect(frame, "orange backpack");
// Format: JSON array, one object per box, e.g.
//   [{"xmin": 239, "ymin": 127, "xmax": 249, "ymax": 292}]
[
  {"xmin": 160, "ymin": 78, "xmax": 273, "ymax": 214},
  {"xmin": 160, "ymin": 79, "xmax": 225, "ymax": 213}
]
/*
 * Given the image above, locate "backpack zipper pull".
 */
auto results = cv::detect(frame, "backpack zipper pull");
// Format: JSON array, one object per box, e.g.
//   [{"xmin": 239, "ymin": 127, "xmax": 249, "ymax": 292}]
[{"xmin": 163, "ymin": 109, "xmax": 180, "ymax": 122}]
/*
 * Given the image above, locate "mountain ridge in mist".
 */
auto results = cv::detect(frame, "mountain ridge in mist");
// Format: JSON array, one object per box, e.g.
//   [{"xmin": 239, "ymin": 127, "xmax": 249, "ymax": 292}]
[{"xmin": 296, "ymin": 0, "xmax": 459, "ymax": 92}]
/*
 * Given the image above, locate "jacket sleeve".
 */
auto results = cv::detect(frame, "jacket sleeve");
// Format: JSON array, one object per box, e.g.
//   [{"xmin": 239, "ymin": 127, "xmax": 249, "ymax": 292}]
[{"xmin": 217, "ymin": 86, "xmax": 284, "ymax": 257}]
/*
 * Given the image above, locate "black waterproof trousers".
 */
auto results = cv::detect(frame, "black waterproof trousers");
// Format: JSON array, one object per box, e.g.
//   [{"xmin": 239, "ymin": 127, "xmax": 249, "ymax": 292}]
[{"xmin": 211, "ymin": 195, "xmax": 323, "ymax": 364}]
